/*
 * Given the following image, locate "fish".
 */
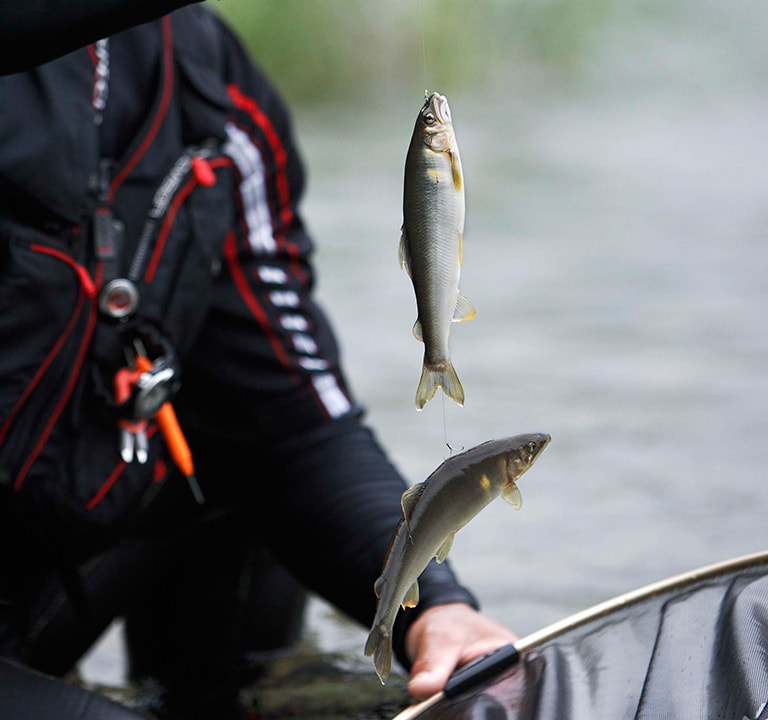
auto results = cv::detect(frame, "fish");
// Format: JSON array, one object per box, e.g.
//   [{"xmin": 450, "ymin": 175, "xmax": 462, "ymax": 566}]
[
  {"xmin": 364, "ymin": 432, "xmax": 551, "ymax": 683},
  {"xmin": 399, "ymin": 91, "xmax": 475, "ymax": 410}
]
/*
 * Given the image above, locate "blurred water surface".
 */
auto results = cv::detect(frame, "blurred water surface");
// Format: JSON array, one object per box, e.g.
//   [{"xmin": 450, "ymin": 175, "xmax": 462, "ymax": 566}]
[{"xmin": 82, "ymin": 0, "xmax": 768, "ymax": 685}]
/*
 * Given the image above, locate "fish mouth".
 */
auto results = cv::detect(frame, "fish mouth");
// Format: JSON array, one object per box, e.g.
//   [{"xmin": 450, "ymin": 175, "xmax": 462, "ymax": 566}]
[
  {"xmin": 425, "ymin": 92, "xmax": 452, "ymax": 125},
  {"xmin": 532, "ymin": 433, "xmax": 552, "ymax": 460},
  {"xmin": 521, "ymin": 433, "xmax": 551, "ymax": 469},
  {"xmin": 534, "ymin": 433, "xmax": 552, "ymax": 456}
]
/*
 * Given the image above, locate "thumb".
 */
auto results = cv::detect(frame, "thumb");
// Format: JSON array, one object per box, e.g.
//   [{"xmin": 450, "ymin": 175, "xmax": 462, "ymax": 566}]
[
  {"xmin": 404, "ymin": 603, "xmax": 519, "ymax": 700},
  {"xmin": 407, "ymin": 638, "xmax": 460, "ymax": 700}
]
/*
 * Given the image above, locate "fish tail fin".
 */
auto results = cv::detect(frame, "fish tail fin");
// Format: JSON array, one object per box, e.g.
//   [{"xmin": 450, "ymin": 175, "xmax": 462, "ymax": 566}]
[
  {"xmin": 364, "ymin": 626, "xmax": 392, "ymax": 684},
  {"xmin": 415, "ymin": 362, "xmax": 465, "ymax": 410}
]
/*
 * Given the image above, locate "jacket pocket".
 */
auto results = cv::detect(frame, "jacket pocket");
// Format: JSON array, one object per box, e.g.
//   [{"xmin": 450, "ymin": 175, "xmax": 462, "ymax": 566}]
[
  {"xmin": 0, "ymin": 231, "xmax": 98, "ymax": 488},
  {"xmin": 0, "ymin": 230, "xmax": 169, "ymax": 554}
]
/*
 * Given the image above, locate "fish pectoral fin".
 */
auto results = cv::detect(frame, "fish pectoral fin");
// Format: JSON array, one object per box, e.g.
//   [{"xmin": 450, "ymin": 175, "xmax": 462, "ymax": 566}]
[
  {"xmin": 449, "ymin": 150, "xmax": 463, "ymax": 191},
  {"xmin": 452, "ymin": 292, "xmax": 476, "ymax": 322},
  {"xmin": 401, "ymin": 482, "xmax": 426, "ymax": 535},
  {"xmin": 412, "ymin": 319, "xmax": 424, "ymax": 342},
  {"xmin": 435, "ymin": 533, "xmax": 455, "ymax": 563},
  {"xmin": 398, "ymin": 228, "xmax": 413, "ymax": 277},
  {"xmin": 402, "ymin": 580, "xmax": 420, "ymax": 609},
  {"xmin": 502, "ymin": 481, "xmax": 523, "ymax": 510}
]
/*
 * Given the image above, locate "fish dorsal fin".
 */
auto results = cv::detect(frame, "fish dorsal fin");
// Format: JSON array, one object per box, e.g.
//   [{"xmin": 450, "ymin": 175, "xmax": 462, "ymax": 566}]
[
  {"xmin": 502, "ymin": 481, "xmax": 523, "ymax": 510},
  {"xmin": 401, "ymin": 580, "xmax": 420, "ymax": 609},
  {"xmin": 435, "ymin": 532, "xmax": 455, "ymax": 563},
  {"xmin": 412, "ymin": 319, "xmax": 424, "ymax": 342},
  {"xmin": 449, "ymin": 150, "xmax": 462, "ymax": 191},
  {"xmin": 398, "ymin": 228, "xmax": 412, "ymax": 277},
  {"xmin": 401, "ymin": 482, "xmax": 426, "ymax": 538},
  {"xmin": 452, "ymin": 292, "xmax": 476, "ymax": 323}
]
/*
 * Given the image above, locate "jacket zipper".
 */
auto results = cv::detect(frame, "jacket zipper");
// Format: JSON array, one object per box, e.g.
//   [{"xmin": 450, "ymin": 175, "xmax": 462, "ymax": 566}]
[{"xmin": 127, "ymin": 146, "xmax": 218, "ymax": 283}]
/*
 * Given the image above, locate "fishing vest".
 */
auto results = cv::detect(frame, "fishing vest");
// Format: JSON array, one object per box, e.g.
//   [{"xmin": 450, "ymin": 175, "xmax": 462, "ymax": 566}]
[{"xmin": 0, "ymin": 7, "xmax": 239, "ymax": 556}]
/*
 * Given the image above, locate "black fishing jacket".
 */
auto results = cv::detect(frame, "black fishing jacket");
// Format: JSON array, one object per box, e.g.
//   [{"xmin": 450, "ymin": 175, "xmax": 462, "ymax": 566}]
[{"xmin": 0, "ymin": 5, "xmax": 477, "ymax": 670}]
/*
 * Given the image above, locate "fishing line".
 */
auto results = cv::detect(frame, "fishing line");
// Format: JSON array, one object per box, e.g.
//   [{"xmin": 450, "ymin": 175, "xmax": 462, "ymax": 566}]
[
  {"xmin": 422, "ymin": 0, "xmax": 453, "ymax": 459},
  {"xmin": 442, "ymin": 394, "xmax": 454, "ymax": 457},
  {"xmin": 420, "ymin": 0, "xmax": 465, "ymax": 462},
  {"xmin": 419, "ymin": 0, "xmax": 429, "ymax": 95},
  {"xmin": 442, "ymin": 395, "xmax": 464, "ymax": 457}
]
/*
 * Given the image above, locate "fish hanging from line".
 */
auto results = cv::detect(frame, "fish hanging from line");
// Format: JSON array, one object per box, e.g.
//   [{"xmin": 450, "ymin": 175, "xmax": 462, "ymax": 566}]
[
  {"xmin": 400, "ymin": 91, "xmax": 475, "ymax": 410},
  {"xmin": 364, "ymin": 433, "xmax": 551, "ymax": 683}
]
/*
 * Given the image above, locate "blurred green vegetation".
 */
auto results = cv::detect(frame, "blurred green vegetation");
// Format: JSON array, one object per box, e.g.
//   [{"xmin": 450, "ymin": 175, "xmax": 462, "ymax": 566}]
[{"xmin": 208, "ymin": 0, "xmax": 615, "ymax": 106}]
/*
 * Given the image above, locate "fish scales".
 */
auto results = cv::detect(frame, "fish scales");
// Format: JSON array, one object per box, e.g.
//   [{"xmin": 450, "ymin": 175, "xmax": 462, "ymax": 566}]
[{"xmin": 365, "ymin": 433, "xmax": 551, "ymax": 683}]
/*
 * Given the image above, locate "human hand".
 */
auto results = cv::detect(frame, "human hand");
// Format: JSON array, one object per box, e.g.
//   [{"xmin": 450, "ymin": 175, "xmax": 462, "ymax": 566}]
[{"xmin": 403, "ymin": 603, "xmax": 518, "ymax": 700}]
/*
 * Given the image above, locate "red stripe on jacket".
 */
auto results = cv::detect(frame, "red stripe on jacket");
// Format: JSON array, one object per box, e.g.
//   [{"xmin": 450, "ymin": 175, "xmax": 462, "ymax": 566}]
[{"xmin": 225, "ymin": 84, "xmax": 305, "ymax": 281}]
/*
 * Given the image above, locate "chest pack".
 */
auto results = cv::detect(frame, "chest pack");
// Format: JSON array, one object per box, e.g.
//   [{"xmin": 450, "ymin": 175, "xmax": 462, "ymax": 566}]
[{"xmin": 0, "ymin": 9, "xmax": 236, "ymax": 556}]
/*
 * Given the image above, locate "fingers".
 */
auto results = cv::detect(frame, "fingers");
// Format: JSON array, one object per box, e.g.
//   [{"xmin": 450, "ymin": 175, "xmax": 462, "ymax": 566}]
[{"xmin": 404, "ymin": 603, "xmax": 518, "ymax": 700}]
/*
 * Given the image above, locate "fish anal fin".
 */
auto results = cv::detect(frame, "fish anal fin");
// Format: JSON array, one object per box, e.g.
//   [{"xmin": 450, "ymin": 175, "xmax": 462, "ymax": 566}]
[
  {"xmin": 435, "ymin": 533, "xmax": 455, "ymax": 563},
  {"xmin": 401, "ymin": 580, "xmax": 419, "ymax": 609},
  {"xmin": 452, "ymin": 291, "xmax": 476, "ymax": 322},
  {"xmin": 502, "ymin": 481, "xmax": 523, "ymax": 510}
]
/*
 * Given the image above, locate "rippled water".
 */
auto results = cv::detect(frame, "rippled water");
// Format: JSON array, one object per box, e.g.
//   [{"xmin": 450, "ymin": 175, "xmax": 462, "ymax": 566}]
[{"xmin": 82, "ymin": 0, "xmax": 768, "ymax": 685}]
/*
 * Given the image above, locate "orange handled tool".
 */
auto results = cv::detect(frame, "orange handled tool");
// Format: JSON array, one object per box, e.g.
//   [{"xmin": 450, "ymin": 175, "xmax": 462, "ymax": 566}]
[{"xmin": 135, "ymin": 355, "xmax": 205, "ymax": 504}]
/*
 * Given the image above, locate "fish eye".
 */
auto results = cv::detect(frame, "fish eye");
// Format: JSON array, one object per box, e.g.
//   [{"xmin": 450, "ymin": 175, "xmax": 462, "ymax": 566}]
[
  {"xmin": 527, "ymin": 442, "xmax": 537, "ymax": 454},
  {"xmin": 423, "ymin": 112, "xmax": 436, "ymax": 125}
]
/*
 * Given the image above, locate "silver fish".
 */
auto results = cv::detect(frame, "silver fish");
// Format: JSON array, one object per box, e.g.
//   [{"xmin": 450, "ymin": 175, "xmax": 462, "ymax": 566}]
[
  {"xmin": 364, "ymin": 433, "xmax": 551, "ymax": 683},
  {"xmin": 399, "ymin": 91, "xmax": 475, "ymax": 410}
]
